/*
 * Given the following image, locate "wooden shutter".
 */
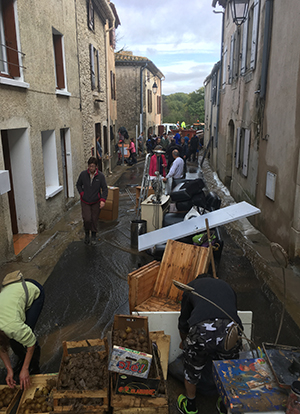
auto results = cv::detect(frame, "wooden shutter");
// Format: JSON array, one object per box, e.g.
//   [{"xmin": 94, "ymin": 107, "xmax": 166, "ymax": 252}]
[
  {"xmin": 242, "ymin": 129, "xmax": 251, "ymax": 176},
  {"xmin": 96, "ymin": 49, "xmax": 100, "ymax": 92},
  {"xmin": 222, "ymin": 45, "xmax": 227, "ymax": 88},
  {"xmin": 157, "ymin": 95, "xmax": 161, "ymax": 114},
  {"xmin": 241, "ymin": 17, "xmax": 249, "ymax": 75},
  {"xmin": 229, "ymin": 34, "xmax": 234, "ymax": 84},
  {"xmin": 90, "ymin": 44, "xmax": 95, "ymax": 90},
  {"xmin": 250, "ymin": 0, "xmax": 260, "ymax": 70},
  {"xmin": 113, "ymin": 73, "xmax": 116, "ymax": 100},
  {"xmin": 2, "ymin": 0, "xmax": 20, "ymax": 77},
  {"xmin": 235, "ymin": 127, "xmax": 241, "ymax": 168},
  {"xmin": 53, "ymin": 34, "xmax": 65, "ymax": 89}
]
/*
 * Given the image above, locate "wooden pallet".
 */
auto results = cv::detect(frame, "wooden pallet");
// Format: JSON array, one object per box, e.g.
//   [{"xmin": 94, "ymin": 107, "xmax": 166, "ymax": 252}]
[
  {"xmin": 53, "ymin": 339, "xmax": 109, "ymax": 413},
  {"xmin": 16, "ymin": 374, "xmax": 57, "ymax": 414},
  {"xmin": 0, "ymin": 385, "xmax": 21, "ymax": 414},
  {"xmin": 128, "ymin": 240, "xmax": 210, "ymax": 313}
]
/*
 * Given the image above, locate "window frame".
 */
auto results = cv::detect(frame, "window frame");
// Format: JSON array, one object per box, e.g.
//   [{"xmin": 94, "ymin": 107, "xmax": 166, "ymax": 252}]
[
  {"xmin": 52, "ymin": 28, "xmax": 69, "ymax": 95},
  {"xmin": 88, "ymin": 0, "xmax": 94, "ymax": 31},
  {"xmin": 90, "ymin": 43, "xmax": 100, "ymax": 92},
  {"xmin": 0, "ymin": 0, "xmax": 28, "ymax": 87}
]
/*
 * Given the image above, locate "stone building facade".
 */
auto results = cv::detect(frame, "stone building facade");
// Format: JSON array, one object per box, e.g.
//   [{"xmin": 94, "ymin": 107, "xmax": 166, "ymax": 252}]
[
  {"xmin": 0, "ymin": 0, "xmax": 120, "ymax": 265},
  {"xmin": 207, "ymin": 0, "xmax": 300, "ymax": 258},
  {"xmin": 115, "ymin": 52, "xmax": 163, "ymax": 140}
]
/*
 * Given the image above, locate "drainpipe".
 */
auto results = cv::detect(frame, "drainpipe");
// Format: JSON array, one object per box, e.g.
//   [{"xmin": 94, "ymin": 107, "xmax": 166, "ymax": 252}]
[
  {"xmin": 215, "ymin": 10, "xmax": 225, "ymax": 148},
  {"xmin": 104, "ymin": 23, "xmax": 111, "ymax": 173},
  {"xmin": 140, "ymin": 63, "xmax": 148, "ymax": 136},
  {"xmin": 260, "ymin": 0, "xmax": 274, "ymax": 99}
]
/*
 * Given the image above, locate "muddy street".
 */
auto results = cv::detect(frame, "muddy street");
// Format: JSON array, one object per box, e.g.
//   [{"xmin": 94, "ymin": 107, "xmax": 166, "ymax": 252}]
[{"xmin": 1, "ymin": 159, "xmax": 300, "ymax": 413}]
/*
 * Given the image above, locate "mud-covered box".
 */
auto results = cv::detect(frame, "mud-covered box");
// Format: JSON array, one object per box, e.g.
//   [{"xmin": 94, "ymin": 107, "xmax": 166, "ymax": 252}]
[{"xmin": 110, "ymin": 315, "xmax": 161, "ymax": 396}]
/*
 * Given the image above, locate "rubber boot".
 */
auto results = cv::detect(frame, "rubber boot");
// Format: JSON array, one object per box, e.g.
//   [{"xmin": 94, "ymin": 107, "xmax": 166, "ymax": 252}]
[
  {"xmin": 84, "ymin": 231, "xmax": 90, "ymax": 245},
  {"xmin": 91, "ymin": 232, "xmax": 97, "ymax": 246}
]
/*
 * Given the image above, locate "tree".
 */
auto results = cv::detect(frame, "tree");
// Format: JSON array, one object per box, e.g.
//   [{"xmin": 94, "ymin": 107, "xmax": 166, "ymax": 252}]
[{"xmin": 162, "ymin": 87, "xmax": 205, "ymax": 126}]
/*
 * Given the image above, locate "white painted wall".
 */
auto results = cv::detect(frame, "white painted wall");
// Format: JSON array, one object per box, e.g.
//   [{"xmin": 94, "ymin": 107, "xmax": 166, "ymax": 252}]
[{"xmin": 8, "ymin": 128, "xmax": 37, "ymax": 233}]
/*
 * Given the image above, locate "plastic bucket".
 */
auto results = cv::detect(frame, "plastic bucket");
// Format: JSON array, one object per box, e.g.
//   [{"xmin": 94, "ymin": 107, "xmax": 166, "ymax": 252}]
[{"xmin": 131, "ymin": 220, "xmax": 147, "ymax": 249}]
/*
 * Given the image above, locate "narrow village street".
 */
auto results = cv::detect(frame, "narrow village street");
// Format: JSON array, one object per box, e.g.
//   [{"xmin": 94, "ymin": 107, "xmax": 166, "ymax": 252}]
[{"xmin": 1, "ymin": 156, "xmax": 300, "ymax": 413}]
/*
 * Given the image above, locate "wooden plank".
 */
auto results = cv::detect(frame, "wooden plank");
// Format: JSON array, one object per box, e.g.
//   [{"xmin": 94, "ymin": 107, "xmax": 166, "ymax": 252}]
[
  {"xmin": 113, "ymin": 407, "xmax": 169, "ymax": 414},
  {"xmin": 153, "ymin": 240, "xmax": 209, "ymax": 301},
  {"xmin": 139, "ymin": 201, "xmax": 261, "ymax": 251},
  {"xmin": 128, "ymin": 261, "xmax": 159, "ymax": 278},
  {"xmin": 149, "ymin": 332, "xmax": 170, "ymax": 380},
  {"xmin": 135, "ymin": 296, "xmax": 181, "ymax": 312},
  {"xmin": 128, "ymin": 264, "xmax": 160, "ymax": 313}
]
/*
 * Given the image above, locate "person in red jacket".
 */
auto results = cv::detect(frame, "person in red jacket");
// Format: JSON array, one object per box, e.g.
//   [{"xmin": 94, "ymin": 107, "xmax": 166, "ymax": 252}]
[
  {"xmin": 149, "ymin": 146, "xmax": 167, "ymax": 178},
  {"xmin": 76, "ymin": 157, "xmax": 108, "ymax": 245}
]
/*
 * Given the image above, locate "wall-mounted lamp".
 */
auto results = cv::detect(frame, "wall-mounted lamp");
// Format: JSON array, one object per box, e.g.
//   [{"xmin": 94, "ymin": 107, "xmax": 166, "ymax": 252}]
[
  {"xmin": 152, "ymin": 81, "xmax": 158, "ymax": 95},
  {"xmin": 229, "ymin": 0, "xmax": 249, "ymax": 26}
]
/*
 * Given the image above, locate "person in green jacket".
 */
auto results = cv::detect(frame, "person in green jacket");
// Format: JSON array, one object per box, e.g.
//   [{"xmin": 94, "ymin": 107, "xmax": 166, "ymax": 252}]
[{"xmin": 0, "ymin": 271, "xmax": 44, "ymax": 390}]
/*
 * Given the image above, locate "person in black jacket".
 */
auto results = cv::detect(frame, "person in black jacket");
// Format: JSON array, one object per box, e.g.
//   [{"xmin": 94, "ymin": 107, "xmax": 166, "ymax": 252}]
[
  {"xmin": 176, "ymin": 274, "xmax": 242, "ymax": 414},
  {"xmin": 76, "ymin": 157, "xmax": 108, "ymax": 245}
]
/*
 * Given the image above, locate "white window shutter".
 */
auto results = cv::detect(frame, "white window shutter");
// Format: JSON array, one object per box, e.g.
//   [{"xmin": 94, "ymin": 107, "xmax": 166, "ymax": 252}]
[
  {"xmin": 229, "ymin": 34, "xmax": 234, "ymax": 84},
  {"xmin": 222, "ymin": 46, "xmax": 227, "ymax": 88},
  {"xmin": 243, "ymin": 129, "xmax": 251, "ymax": 176},
  {"xmin": 241, "ymin": 17, "xmax": 249, "ymax": 75},
  {"xmin": 235, "ymin": 127, "xmax": 241, "ymax": 168},
  {"xmin": 90, "ymin": 44, "xmax": 95, "ymax": 90},
  {"xmin": 250, "ymin": 0, "xmax": 260, "ymax": 70}
]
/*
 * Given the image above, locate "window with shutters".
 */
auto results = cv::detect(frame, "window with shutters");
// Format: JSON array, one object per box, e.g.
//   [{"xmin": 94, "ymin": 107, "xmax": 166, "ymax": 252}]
[
  {"xmin": 90, "ymin": 44, "xmax": 100, "ymax": 92},
  {"xmin": 0, "ymin": 0, "xmax": 24, "ymax": 81},
  {"xmin": 235, "ymin": 127, "xmax": 250, "ymax": 176},
  {"xmin": 88, "ymin": 0, "xmax": 94, "ymax": 31},
  {"xmin": 240, "ymin": 0, "xmax": 260, "ymax": 76},
  {"xmin": 53, "ymin": 29, "xmax": 69, "ymax": 94},
  {"xmin": 147, "ymin": 89, "xmax": 152, "ymax": 113}
]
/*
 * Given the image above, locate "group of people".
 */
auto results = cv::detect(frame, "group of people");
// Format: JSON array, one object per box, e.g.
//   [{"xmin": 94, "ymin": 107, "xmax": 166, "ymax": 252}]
[{"xmin": 0, "ymin": 126, "xmax": 242, "ymax": 414}]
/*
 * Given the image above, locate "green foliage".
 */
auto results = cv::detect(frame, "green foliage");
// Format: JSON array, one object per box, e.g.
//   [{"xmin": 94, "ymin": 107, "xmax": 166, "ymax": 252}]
[{"xmin": 162, "ymin": 87, "xmax": 205, "ymax": 126}]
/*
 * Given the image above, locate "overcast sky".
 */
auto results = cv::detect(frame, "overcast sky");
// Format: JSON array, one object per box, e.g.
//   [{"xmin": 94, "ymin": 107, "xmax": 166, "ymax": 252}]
[{"xmin": 114, "ymin": 0, "xmax": 224, "ymax": 95}]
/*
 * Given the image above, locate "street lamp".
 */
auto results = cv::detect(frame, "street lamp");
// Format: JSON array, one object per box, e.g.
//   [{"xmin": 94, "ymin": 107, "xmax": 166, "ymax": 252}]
[
  {"xmin": 229, "ymin": 0, "xmax": 249, "ymax": 26},
  {"xmin": 152, "ymin": 81, "xmax": 158, "ymax": 95}
]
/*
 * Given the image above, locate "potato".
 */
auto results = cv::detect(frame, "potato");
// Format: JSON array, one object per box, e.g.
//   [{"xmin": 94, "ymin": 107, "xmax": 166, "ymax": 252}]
[{"xmin": 125, "ymin": 326, "xmax": 132, "ymax": 334}]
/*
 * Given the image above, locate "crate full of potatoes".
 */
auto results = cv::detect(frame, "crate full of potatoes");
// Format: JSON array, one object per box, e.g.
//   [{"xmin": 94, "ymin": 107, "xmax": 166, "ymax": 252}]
[{"xmin": 53, "ymin": 339, "xmax": 109, "ymax": 413}]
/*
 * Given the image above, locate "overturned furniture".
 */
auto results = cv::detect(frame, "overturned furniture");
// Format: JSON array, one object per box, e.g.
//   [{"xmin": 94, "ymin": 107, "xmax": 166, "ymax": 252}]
[{"xmin": 128, "ymin": 239, "xmax": 211, "ymax": 313}]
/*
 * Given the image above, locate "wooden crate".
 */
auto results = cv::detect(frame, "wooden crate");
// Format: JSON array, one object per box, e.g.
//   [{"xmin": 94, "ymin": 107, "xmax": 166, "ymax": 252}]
[
  {"xmin": 128, "ymin": 240, "xmax": 210, "ymax": 313},
  {"xmin": 53, "ymin": 339, "xmax": 109, "ymax": 413},
  {"xmin": 0, "ymin": 385, "xmax": 21, "ymax": 414},
  {"xmin": 16, "ymin": 374, "xmax": 57, "ymax": 414}
]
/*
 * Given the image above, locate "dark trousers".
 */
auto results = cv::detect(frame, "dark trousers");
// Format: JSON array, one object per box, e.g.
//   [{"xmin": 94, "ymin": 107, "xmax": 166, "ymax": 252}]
[
  {"xmin": 81, "ymin": 201, "xmax": 100, "ymax": 233},
  {"xmin": 10, "ymin": 279, "xmax": 45, "ymax": 375}
]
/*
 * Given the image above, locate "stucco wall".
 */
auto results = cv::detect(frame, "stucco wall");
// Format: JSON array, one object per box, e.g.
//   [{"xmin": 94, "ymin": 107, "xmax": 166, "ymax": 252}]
[
  {"xmin": 257, "ymin": 0, "xmax": 300, "ymax": 254},
  {"xmin": 76, "ymin": 0, "xmax": 108, "ymax": 163},
  {"xmin": 0, "ymin": 0, "xmax": 85, "ymax": 264}
]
